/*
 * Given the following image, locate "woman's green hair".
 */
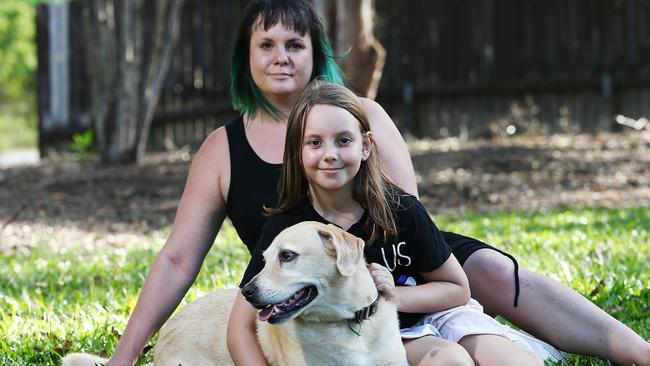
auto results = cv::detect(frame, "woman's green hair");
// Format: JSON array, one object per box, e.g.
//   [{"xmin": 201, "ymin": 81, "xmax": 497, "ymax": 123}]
[{"xmin": 230, "ymin": 0, "xmax": 345, "ymax": 119}]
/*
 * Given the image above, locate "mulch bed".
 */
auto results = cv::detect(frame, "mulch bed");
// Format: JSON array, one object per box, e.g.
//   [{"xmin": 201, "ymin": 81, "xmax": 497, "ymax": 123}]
[{"xmin": 1, "ymin": 130, "xmax": 648, "ymax": 252}]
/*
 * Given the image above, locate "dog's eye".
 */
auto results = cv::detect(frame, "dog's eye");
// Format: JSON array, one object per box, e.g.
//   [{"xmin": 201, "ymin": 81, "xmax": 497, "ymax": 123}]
[{"xmin": 279, "ymin": 250, "xmax": 298, "ymax": 263}]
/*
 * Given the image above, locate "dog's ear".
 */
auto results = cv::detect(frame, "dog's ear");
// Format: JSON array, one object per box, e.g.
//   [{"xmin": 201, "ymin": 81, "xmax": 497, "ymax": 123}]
[{"xmin": 318, "ymin": 224, "xmax": 365, "ymax": 276}]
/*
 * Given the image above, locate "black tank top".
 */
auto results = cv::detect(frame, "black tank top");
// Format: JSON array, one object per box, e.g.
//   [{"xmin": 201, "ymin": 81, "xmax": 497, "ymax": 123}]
[{"xmin": 225, "ymin": 116, "xmax": 282, "ymax": 253}]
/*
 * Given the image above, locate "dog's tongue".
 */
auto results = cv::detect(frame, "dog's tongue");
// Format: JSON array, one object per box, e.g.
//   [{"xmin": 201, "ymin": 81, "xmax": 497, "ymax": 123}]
[{"xmin": 258, "ymin": 306, "xmax": 275, "ymax": 322}]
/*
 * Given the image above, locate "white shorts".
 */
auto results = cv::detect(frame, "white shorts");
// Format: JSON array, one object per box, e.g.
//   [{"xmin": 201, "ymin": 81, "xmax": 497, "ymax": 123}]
[{"xmin": 400, "ymin": 298, "xmax": 563, "ymax": 362}]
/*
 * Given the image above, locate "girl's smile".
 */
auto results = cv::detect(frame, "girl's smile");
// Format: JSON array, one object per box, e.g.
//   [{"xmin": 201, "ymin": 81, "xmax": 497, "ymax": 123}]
[{"xmin": 320, "ymin": 167, "xmax": 343, "ymax": 174}]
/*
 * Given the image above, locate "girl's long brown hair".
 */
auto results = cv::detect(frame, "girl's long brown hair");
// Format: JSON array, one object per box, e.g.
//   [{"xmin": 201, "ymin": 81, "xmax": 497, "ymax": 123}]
[{"xmin": 266, "ymin": 80, "xmax": 399, "ymax": 243}]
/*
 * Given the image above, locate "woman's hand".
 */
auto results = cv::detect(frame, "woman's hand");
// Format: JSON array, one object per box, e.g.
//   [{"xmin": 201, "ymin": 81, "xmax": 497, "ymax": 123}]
[{"xmin": 368, "ymin": 263, "xmax": 399, "ymax": 307}]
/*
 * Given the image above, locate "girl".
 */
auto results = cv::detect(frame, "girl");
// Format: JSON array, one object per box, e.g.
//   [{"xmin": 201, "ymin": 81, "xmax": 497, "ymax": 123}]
[{"xmin": 228, "ymin": 80, "xmax": 560, "ymax": 365}]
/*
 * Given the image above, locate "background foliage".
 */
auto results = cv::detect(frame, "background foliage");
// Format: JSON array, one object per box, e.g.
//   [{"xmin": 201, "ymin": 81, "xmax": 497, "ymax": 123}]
[
  {"xmin": 0, "ymin": 0, "xmax": 38, "ymax": 152},
  {"xmin": 0, "ymin": 0, "xmax": 37, "ymax": 100}
]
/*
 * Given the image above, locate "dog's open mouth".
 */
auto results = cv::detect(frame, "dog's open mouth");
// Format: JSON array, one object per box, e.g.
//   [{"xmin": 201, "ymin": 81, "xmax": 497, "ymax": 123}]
[{"xmin": 257, "ymin": 286, "xmax": 318, "ymax": 323}]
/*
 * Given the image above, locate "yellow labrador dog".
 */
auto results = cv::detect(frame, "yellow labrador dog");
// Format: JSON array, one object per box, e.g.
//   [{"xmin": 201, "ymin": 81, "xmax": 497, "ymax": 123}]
[{"xmin": 62, "ymin": 221, "xmax": 408, "ymax": 366}]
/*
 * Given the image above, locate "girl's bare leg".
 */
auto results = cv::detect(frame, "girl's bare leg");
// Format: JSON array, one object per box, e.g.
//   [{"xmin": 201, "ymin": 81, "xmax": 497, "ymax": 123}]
[
  {"xmin": 403, "ymin": 336, "xmax": 474, "ymax": 366},
  {"xmin": 458, "ymin": 334, "xmax": 542, "ymax": 366}
]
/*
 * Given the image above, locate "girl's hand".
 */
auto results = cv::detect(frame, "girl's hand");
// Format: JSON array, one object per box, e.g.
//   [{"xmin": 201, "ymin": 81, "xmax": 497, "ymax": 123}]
[{"xmin": 368, "ymin": 263, "xmax": 400, "ymax": 307}]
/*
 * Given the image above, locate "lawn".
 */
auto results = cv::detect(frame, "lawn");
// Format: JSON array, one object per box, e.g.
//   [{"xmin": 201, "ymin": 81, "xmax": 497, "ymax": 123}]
[{"xmin": 0, "ymin": 207, "xmax": 648, "ymax": 365}]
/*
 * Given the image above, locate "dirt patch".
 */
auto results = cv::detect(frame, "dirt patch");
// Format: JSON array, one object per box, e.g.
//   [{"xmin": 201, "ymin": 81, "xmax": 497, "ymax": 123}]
[
  {"xmin": 1, "ymin": 131, "xmax": 648, "ymax": 251},
  {"xmin": 411, "ymin": 130, "xmax": 650, "ymax": 213}
]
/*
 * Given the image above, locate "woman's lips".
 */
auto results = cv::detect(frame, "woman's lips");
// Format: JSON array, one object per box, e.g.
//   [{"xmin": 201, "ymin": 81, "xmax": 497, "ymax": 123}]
[{"xmin": 268, "ymin": 73, "xmax": 293, "ymax": 79}]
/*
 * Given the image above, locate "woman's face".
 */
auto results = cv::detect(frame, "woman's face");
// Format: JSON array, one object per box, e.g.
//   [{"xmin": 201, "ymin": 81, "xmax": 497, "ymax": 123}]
[{"xmin": 249, "ymin": 20, "xmax": 314, "ymax": 106}]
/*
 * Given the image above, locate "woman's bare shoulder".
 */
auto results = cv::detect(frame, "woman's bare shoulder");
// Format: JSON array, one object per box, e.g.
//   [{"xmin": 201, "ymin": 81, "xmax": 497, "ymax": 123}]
[
  {"xmin": 359, "ymin": 97, "xmax": 418, "ymax": 196},
  {"xmin": 173, "ymin": 125, "xmax": 232, "ymax": 213},
  {"xmin": 360, "ymin": 97, "xmax": 389, "ymax": 119},
  {"xmin": 199, "ymin": 126, "xmax": 228, "ymax": 155},
  {"xmin": 360, "ymin": 97, "xmax": 397, "ymax": 133},
  {"xmin": 188, "ymin": 126, "xmax": 231, "ymax": 190},
  {"xmin": 190, "ymin": 126, "xmax": 229, "ymax": 169}
]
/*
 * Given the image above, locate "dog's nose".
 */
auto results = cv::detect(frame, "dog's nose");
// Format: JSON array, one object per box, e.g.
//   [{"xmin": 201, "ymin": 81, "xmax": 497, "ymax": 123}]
[{"xmin": 241, "ymin": 282, "xmax": 258, "ymax": 300}]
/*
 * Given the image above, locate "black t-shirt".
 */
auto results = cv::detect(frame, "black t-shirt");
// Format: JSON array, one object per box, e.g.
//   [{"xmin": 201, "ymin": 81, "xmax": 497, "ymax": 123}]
[{"xmin": 240, "ymin": 192, "xmax": 452, "ymax": 328}]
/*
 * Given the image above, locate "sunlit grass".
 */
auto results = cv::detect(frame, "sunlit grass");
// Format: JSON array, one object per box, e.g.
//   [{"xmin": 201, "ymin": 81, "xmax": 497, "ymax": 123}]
[
  {"xmin": 436, "ymin": 207, "xmax": 650, "ymax": 365},
  {"xmin": 0, "ymin": 223, "xmax": 249, "ymax": 365},
  {"xmin": 1, "ymin": 208, "xmax": 648, "ymax": 365}
]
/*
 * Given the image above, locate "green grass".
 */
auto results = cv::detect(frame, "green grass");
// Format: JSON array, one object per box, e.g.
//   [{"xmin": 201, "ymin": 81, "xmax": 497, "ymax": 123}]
[
  {"xmin": 1, "ymin": 208, "xmax": 648, "ymax": 365},
  {"xmin": 0, "ymin": 224, "xmax": 250, "ymax": 365},
  {"xmin": 0, "ymin": 99, "xmax": 38, "ymax": 152}
]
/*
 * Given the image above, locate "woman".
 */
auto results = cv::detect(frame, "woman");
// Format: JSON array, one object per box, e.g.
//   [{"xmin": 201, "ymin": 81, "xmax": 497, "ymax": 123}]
[{"xmin": 106, "ymin": 1, "xmax": 649, "ymax": 365}]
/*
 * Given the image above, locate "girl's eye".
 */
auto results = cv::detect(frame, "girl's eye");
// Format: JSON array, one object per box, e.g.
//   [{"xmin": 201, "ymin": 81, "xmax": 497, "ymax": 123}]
[
  {"xmin": 339, "ymin": 137, "xmax": 351, "ymax": 145},
  {"xmin": 279, "ymin": 250, "xmax": 298, "ymax": 263},
  {"xmin": 260, "ymin": 42, "xmax": 273, "ymax": 49},
  {"xmin": 307, "ymin": 140, "xmax": 321, "ymax": 147}
]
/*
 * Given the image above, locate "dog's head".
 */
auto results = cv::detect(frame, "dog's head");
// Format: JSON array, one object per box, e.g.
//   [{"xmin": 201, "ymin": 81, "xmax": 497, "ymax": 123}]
[{"xmin": 241, "ymin": 221, "xmax": 366, "ymax": 324}]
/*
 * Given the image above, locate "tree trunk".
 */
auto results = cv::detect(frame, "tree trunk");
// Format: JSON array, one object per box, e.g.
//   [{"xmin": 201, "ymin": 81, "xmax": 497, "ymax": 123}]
[
  {"xmin": 110, "ymin": 0, "xmax": 143, "ymax": 163},
  {"xmin": 81, "ymin": 0, "xmax": 184, "ymax": 164},
  {"xmin": 335, "ymin": 0, "xmax": 385, "ymax": 99},
  {"xmin": 136, "ymin": 0, "xmax": 185, "ymax": 162}
]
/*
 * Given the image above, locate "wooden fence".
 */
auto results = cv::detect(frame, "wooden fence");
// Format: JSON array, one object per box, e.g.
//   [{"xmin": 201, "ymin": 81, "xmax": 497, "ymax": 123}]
[
  {"xmin": 374, "ymin": 0, "xmax": 650, "ymax": 137},
  {"xmin": 37, "ymin": 0, "xmax": 650, "ymax": 153}
]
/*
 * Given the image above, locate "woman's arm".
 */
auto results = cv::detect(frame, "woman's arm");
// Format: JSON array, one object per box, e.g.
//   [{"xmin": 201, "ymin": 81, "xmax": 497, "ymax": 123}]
[
  {"xmin": 361, "ymin": 98, "xmax": 418, "ymax": 197},
  {"xmin": 370, "ymin": 254, "xmax": 470, "ymax": 314},
  {"xmin": 107, "ymin": 128, "xmax": 231, "ymax": 366},
  {"xmin": 227, "ymin": 292, "xmax": 269, "ymax": 366}
]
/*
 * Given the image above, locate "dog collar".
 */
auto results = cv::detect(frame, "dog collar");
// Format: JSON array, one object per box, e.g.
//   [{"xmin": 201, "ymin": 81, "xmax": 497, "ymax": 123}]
[
  {"xmin": 352, "ymin": 295, "xmax": 381, "ymax": 322},
  {"xmin": 346, "ymin": 295, "xmax": 381, "ymax": 337}
]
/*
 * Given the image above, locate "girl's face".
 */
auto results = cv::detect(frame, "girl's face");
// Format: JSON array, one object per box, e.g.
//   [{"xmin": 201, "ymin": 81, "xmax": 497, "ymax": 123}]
[
  {"xmin": 301, "ymin": 104, "xmax": 372, "ymax": 195},
  {"xmin": 249, "ymin": 21, "xmax": 314, "ymax": 106}
]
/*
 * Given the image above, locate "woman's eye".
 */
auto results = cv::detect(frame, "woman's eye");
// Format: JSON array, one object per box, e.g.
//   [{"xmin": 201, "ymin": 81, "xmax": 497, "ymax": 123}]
[
  {"xmin": 279, "ymin": 250, "xmax": 298, "ymax": 263},
  {"xmin": 288, "ymin": 42, "xmax": 305, "ymax": 50},
  {"xmin": 260, "ymin": 42, "xmax": 273, "ymax": 49}
]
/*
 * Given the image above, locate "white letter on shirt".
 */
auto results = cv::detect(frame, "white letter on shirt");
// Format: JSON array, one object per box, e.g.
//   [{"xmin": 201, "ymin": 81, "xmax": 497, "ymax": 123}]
[{"xmin": 396, "ymin": 241, "xmax": 412, "ymax": 266}]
